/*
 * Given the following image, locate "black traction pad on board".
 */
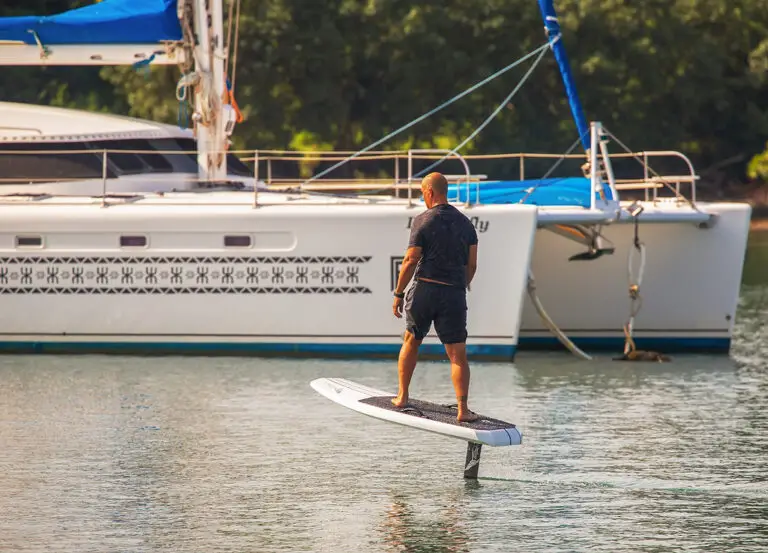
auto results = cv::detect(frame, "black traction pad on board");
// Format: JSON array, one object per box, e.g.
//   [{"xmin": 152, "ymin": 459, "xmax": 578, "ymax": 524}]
[{"xmin": 359, "ymin": 396, "xmax": 516, "ymax": 431}]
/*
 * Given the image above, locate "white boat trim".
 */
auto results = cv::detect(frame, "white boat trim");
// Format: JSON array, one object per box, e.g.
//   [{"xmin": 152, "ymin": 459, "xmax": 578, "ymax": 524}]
[{"xmin": 0, "ymin": 43, "xmax": 183, "ymax": 66}]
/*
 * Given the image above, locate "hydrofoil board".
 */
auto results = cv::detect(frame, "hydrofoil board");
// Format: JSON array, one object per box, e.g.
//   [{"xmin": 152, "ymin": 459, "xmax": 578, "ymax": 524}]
[{"xmin": 310, "ymin": 377, "xmax": 522, "ymax": 447}]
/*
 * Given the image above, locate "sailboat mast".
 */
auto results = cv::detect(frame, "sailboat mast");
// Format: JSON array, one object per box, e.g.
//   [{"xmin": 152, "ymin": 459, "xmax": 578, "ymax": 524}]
[
  {"xmin": 536, "ymin": 0, "xmax": 589, "ymax": 151},
  {"xmin": 191, "ymin": 0, "xmax": 229, "ymax": 183}
]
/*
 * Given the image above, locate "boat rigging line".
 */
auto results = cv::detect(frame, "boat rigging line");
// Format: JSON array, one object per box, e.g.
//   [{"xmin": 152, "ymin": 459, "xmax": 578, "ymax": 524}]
[
  {"xmin": 411, "ymin": 44, "xmax": 551, "ymax": 180},
  {"xmin": 516, "ymin": 129, "xmax": 590, "ymax": 205},
  {"xmin": 299, "ymin": 38, "xmax": 558, "ymax": 188}
]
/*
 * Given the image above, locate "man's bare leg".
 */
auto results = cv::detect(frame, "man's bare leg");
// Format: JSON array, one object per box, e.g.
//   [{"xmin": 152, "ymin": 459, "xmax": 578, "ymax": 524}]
[
  {"xmin": 392, "ymin": 331, "xmax": 421, "ymax": 408},
  {"xmin": 445, "ymin": 342, "xmax": 480, "ymax": 422}
]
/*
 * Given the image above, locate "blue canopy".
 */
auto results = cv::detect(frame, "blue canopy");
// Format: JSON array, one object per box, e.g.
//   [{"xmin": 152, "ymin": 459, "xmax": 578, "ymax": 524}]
[
  {"xmin": 447, "ymin": 177, "xmax": 614, "ymax": 207},
  {"xmin": 0, "ymin": 0, "xmax": 181, "ymax": 45}
]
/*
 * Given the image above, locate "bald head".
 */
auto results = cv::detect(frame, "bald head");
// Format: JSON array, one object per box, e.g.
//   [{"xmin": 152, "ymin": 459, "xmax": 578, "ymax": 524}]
[{"xmin": 421, "ymin": 172, "xmax": 448, "ymax": 200}]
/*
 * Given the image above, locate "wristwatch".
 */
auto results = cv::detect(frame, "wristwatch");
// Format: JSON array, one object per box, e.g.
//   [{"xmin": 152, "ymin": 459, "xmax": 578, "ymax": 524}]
[{"xmin": 394, "ymin": 292, "xmax": 405, "ymax": 299}]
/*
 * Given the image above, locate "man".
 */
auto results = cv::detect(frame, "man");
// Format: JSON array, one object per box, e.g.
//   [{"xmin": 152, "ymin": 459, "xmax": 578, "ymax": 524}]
[{"xmin": 391, "ymin": 171, "xmax": 479, "ymax": 422}]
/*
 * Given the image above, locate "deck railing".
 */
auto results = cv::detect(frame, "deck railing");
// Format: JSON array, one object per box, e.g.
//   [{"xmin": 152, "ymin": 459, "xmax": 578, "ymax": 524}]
[
  {"xmin": 0, "ymin": 145, "xmax": 700, "ymax": 206},
  {"xmin": 239, "ymin": 148, "xmax": 699, "ymax": 203}
]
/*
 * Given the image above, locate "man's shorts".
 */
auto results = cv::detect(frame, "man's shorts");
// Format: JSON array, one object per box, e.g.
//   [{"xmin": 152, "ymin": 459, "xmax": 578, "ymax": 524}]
[{"xmin": 404, "ymin": 279, "xmax": 467, "ymax": 344}]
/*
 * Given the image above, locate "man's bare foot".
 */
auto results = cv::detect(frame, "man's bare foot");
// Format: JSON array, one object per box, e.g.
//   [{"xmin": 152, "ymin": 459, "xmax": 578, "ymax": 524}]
[
  {"xmin": 391, "ymin": 395, "xmax": 408, "ymax": 408},
  {"xmin": 457, "ymin": 410, "xmax": 480, "ymax": 422}
]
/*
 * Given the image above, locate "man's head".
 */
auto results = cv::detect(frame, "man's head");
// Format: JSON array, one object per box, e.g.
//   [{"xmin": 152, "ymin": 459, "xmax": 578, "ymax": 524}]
[{"xmin": 420, "ymin": 172, "xmax": 449, "ymax": 208}]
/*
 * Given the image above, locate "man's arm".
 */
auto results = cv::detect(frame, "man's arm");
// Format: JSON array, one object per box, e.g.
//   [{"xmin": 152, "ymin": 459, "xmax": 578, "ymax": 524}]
[
  {"xmin": 466, "ymin": 244, "xmax": 477, "ymax": 288},
  {"xmin": 396, "ymin": 215, "xmax": 424, "ymax": 295},
  {"xmin": 395, "ymin": 246, "xmax": 422, "ymax": 295},
  {"xmin": 466, "ymin": 223, "xmax": 479, "ymax": 289}
]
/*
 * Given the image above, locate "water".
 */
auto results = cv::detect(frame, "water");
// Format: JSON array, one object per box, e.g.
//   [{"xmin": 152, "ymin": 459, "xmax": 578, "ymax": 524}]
[{"xmin": 1, "ymin": 230, "xmax": 766, "ymax": 553}]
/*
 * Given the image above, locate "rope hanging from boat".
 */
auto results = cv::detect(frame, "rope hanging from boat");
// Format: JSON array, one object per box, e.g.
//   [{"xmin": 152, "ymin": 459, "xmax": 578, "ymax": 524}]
[
  {"xmin": 623, "ymin": 203, "xmax": 647, "ymax": 355},
  {"xmin": 173, "ymin": 0, "xmax": 245, "ymax": 132},
  {"xmin": 300, "ymin": 39, "xmax": 556, "ymax": 187},
  {"xmin": 174, "ymin": 0, "xmax": 200, "ymax": 129},
  {"xmin": 177, "ymin": 0, "xmax": 197, "ymax": 74},
  {"xmin": 175, "ymin": 71, "xmax": 218, "ymax": 128},
  {"xmin": 527, "ymin": 269, "xmax": 592, "ymax": 360},
  {"xmin": 223, "ymin": 0, "xmax": 244, "ymax": 125}
]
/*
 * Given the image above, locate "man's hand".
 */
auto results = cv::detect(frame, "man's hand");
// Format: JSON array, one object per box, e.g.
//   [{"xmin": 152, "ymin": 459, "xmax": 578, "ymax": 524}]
[
  {"xmin": 393, "ymin": 296, "xmax": 404, "ymax": 318},
  {"xmin": 391, "ymin": 246, "xmax": 420, "ymax": 319}
]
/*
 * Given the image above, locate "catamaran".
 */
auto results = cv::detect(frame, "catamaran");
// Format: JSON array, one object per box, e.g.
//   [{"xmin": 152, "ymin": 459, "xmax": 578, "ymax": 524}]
[{"xmin": 0, "ymin": 0, "xmax": 752, "ymax": 358}]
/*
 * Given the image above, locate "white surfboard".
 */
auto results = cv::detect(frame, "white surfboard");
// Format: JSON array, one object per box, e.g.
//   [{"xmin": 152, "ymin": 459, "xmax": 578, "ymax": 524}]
[{"xmin": 310, "ymin": 377, "xmax": 522, "ymax": 447}]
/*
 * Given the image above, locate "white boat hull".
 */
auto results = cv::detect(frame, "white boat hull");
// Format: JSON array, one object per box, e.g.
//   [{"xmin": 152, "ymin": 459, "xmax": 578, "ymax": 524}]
[
  {"xmin": 0, "ymin": 0, "xmax": 753, "ymax": 361},
  {"xmin": 0, "ymin": 44, "xmax": 182, "ymax": 66},
  {"xmin": 520, "ymin": 201, "xmax": 753, "ymax": 353},
  {"xmin": 0, "ymin": 195, "xmax": 538, "ymax": 359},
  {"xmin": 0, "ymin": 174, "xmax": 253, "ymax": 197}
]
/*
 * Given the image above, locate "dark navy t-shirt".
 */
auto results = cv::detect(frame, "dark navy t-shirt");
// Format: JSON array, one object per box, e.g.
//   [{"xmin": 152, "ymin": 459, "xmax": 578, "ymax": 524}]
[{"xmin": 407, "ymin": 203, "xmax": 478, "ymax": 288}]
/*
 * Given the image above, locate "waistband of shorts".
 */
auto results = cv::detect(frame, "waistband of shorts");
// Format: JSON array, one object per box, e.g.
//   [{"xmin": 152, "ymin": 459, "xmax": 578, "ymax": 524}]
[{"xmin": 415, "ymin": 278, "xmax": 464, "ymax": 289}]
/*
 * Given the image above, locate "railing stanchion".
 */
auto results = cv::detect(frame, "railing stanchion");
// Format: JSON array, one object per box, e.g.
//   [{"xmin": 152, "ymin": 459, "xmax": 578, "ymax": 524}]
[
  {"xmin": 407, "ymin": 150, "xmax": 413, "ymax": 207},
  {"xmin": 253, "ymin": 150, "xmax": 259, "ymax": 207},
  {"xmin": 394, "ymin": 155, "xmax": 399, "ymax": 197},
  {"xmin": 101, "ymin": 149, "xmax": 108, "ymax": 207},
  {"xmin": 643, "ymin": 152, "xmax": 650, "ymax": 202}
]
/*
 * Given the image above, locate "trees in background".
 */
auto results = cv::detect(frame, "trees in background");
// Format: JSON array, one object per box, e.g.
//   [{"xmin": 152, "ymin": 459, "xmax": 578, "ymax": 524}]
[{"xmin": 0, "ymin": 0, "xmax": 766, "ymax": 191}]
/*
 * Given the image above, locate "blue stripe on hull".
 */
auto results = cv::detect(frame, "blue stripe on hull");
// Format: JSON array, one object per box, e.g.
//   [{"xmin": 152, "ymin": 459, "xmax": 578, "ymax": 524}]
[
  {"xmin": 0, "ymin": 341, "xmax": 517, "ymax": 361},
  {"xmin": 0, "ymin": 337, "xmax": 731, "ymax": 359},
  {"xmin": 518, "ymin": 336, "xmax": 731, "ymax": 353}
]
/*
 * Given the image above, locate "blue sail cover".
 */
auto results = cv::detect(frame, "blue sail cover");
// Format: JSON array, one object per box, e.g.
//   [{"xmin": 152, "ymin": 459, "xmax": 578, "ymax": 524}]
[
  {"xmin": 446, "ymin": 178, "xmax": 614, "ymax": 207},
  {"xmin": 0, "ymin": 0, "xmax": 181, "ymax": 45}
]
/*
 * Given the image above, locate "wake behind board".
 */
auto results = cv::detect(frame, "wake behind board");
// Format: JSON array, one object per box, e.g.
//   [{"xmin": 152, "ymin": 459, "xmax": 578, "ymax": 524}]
[{"xmin": 310, "ymin": 377, "xmax": 521, "ymax": 447}]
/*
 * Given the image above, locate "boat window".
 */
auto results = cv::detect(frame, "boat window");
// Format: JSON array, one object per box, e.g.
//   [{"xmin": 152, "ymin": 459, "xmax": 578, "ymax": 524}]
[
  {"xmin": 0, "ymin": 136, "xmax": 253, "ymax": 185},
  {"xmin": 169, "ymin": 138, "xmax": 253, "ymax": 177},
  {"xmin": 107, "ymin": 137, "xmax": 254, "ymax": 178},
  {"xmin": 119, "ymin": 235, "xmax": 148, "ymax": 248},
  {"xmin": 0, "ymin": 142, "xmax": 111, "ymax": 184},
  {"xmin": 15, "ymin": 235, "xmax": 43, "ymax": 248},
  {"xmin": 226, "ymin": 152, "xmax": 253, "ymax": 177},
  {"xmin": 224, "ymin": 235, "xmax": 252, "ymax": 248},
  {"xmin": 87, "ymin": 139, "xmax": 174, "ymax": 176},
  {"xmin": 141, "ymin": 137, "xmax": 202, "ymax": 174}
]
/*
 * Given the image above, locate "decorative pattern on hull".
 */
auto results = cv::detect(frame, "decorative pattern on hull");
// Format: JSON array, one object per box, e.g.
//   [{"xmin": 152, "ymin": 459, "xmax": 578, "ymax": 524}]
[{"xmin": 0, "ymin": 256, "xmax": 373, "ymax": 295}]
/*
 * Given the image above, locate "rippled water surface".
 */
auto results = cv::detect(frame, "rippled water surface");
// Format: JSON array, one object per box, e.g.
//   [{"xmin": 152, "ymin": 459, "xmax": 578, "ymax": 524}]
[{"xmin": 1, "ymin": 231, "xmax": 766, "ymax": 553}]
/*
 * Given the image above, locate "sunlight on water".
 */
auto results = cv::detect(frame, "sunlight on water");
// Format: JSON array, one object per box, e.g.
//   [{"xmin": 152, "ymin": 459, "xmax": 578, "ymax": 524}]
[
  {"xmin": 733, "ymin": 229, "xmax": 768, "ymax": 370},
  {"xmin": 0, "ymin": 231, "xmax": 766, "ymax": 552}
]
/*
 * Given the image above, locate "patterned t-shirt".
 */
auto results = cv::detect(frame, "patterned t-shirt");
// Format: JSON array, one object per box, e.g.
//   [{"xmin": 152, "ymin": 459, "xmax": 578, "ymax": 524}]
[{"xmin": 407, "ymin": 203, "xmax": 478, "ymax": 288}]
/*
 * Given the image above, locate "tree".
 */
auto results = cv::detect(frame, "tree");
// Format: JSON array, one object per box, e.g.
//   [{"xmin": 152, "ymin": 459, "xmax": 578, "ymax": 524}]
[{"xmin": 0, "ymin": 0, "xmax": 766, "ymax": 192}]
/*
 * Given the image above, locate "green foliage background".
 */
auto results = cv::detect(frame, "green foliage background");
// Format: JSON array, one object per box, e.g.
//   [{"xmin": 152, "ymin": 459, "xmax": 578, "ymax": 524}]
[{"xmin": 1, "ymin": 0, "xmax": 766, "ymax": 194}]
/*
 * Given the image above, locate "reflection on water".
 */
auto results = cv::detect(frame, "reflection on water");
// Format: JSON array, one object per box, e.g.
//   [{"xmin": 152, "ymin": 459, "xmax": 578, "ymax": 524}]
[
  {"xmin": 0, "ymin": 230, "xmax": 765, "ymax": 553},
  {"xmin": 743, "ymin": 228, "xmax": 768, "ymax": 286},
  {"xmin": 733, "ymin": 229, "xmax": 768, "ymax": 370},
  {"xmin": 379, "ymin": 487, "xmax": 474, "ymax": 553},
  {"xmin": 2, "ymin": 347, "xmax": 767, "ymax": 552}
]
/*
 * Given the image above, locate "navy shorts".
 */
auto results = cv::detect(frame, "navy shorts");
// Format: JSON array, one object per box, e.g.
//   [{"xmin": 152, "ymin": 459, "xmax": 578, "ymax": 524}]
[{"xmin": 404, "ymin": 280, "xmax": 467, "ymax": 344}]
